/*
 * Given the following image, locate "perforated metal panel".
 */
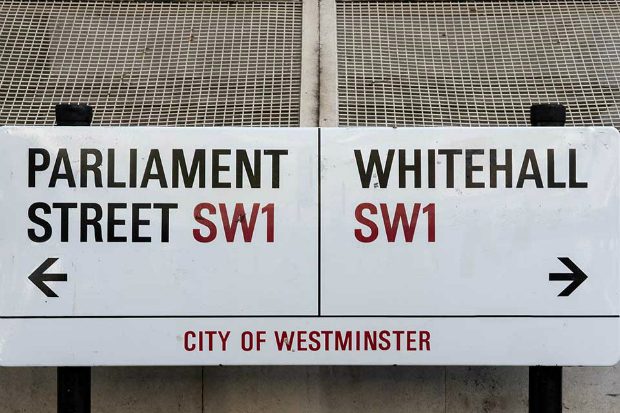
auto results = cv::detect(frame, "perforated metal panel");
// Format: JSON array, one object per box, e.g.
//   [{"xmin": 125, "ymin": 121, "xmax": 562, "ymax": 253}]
[
  {"xmin": 337, "ymin": 0, "xmax": 620, "ymax": 127},
  {"xmin": 3, "ymin": 1, "xmax": 619, "ymax": 127},
  {"xmin": 0, "ymin": 0, "xmax": 302, "ymax": 126}
]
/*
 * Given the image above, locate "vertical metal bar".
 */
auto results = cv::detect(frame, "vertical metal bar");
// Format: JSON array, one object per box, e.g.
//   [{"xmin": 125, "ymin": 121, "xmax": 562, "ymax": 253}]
[
  {"xmin": 319, "ymin": 0, "xmax": 339, "ymax": 126},
  {"xmin": 300, "ymin": 0, "xmax": 320, "ymax": 127},
  {"xmin": 529, "ymin": 103, "xmax": 567, "ymax": 127},
  {"xmin": 56, "ymin": 103, "xmax": 92, "ymax": 413},
  {"xmin": 529, "ymin": 366, "xmax": 562, "ymax": 413},
  {"xmin": 528, "ymin": 103, "xmax": 565, "ymax": 413},
  {"xmin": 58, "ymin": 367, "xmax": 91, "ymax": 413}
]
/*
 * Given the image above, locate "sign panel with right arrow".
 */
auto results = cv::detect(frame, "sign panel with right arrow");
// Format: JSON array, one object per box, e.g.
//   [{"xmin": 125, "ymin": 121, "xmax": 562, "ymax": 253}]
[
  {"xmin": 319, "ymin": 127, "xmax": 620, "ymax": 365},
  {"xmin": 322, "ymin": 128, "xmax": 620, "ymax": 322}
]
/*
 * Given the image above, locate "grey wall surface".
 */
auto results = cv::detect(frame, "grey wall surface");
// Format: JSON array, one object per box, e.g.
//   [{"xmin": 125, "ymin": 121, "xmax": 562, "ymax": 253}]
[{"xmin": 1, "ymin": 364, "xmax": 618, "ymax": 412}]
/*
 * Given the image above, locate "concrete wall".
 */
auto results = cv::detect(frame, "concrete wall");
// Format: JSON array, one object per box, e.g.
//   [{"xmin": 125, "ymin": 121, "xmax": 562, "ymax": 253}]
[{"xmin": 1, "ymin": 364, "xmax": 618, "ymax": 412}]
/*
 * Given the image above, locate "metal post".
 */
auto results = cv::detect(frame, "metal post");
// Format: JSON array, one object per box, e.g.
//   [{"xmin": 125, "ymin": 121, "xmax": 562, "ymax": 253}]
[
  {"xmin": 55, "ymin": 103, "xmax": 93, "ymax": 126},
  {"xmin": 55, "ymin": 103, "xmax": 92, "ymax": 413},
  {"xmin": 58, "ymin": 367, "xmax": 91, "ymax": 413},
  {"xmin": 528, "ymin": 103, "xmax": 565, "ymax": 413},
  {"xmin": 529, "ymin": 366, "xmax": 562, "ymax": 413},
  {"xmin": 529, "ymin": 103, "xmax": 566, "ymax": 127}
]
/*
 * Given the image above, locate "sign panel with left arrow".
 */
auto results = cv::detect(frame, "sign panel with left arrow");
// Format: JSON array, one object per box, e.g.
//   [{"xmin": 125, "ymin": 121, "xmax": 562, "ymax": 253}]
[{"xmin": 0, "ymin": 126, "xmax": 618, "ymax": 366}]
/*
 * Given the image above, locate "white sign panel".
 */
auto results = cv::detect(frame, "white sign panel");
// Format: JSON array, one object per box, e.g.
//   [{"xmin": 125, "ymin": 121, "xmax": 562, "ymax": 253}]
[{"xmin": 0, "ymin": 126, "xmax": 618, "ymax": 366}]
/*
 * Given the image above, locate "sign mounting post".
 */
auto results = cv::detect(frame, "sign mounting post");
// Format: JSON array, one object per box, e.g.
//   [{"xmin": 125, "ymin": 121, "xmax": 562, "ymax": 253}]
[
  {"xmin": 54, "ymin": 103, "xmax": 92, "ymax": 413},
  {"xmin": 528, "ymin": 103, "xmax": 566, "ymax": 413}
]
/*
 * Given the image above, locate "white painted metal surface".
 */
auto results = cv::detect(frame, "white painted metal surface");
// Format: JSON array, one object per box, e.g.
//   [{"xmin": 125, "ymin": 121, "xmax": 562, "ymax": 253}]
[{"xmin": 0, "ymin": 126, "xmax": 618, "ymax": 366}]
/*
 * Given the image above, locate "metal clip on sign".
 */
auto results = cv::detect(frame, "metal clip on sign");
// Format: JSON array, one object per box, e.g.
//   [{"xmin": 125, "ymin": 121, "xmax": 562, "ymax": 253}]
[{"xmin": 55, "ymin": 103, "xmax": 92, "ymax": 413}]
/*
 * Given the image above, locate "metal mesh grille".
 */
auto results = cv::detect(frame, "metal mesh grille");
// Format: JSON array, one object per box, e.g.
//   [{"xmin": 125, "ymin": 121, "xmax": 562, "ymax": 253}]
[
  {"xmin": 0, "ymin": 0, "xmax": 302, "ymax": 126},
  {"xmin": 337, "ymin": 0, "xmax": 620, "ymax": 127}
]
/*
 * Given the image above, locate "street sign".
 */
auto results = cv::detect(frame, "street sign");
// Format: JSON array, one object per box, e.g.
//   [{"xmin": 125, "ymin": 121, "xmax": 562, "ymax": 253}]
[{"xmin": 0, "ymin": 126, "xmax": 618, "ymax": 366}]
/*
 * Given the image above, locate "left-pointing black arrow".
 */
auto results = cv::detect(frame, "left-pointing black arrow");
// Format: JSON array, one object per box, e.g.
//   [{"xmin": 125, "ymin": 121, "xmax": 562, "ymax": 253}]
[{"xmin": 29, "ymin": 258, "xmax": 67, "ymax": 297}]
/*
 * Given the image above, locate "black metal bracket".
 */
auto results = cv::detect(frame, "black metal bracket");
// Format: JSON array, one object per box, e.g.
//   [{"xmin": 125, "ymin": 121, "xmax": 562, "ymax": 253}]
[
  {"xmin": 530, "ymin": 103, "xmax": 566, "ymax": 127},
  {"xmin": 55, "ymin": 104, "xmax": 93, "ymax": 126},
  {"xmin": 58, "ymin": 367, "xmax": 91, "ymax": 413}
]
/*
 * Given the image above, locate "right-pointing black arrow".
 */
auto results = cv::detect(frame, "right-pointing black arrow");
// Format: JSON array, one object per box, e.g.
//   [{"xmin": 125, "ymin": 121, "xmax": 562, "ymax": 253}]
[
  {"xmin": 549, "ymin": 257, "xmax": 588, "ymax": 297},
  {"xmin": 28, "ymin": 258, "xmax": 67, "ymax": 298}
]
